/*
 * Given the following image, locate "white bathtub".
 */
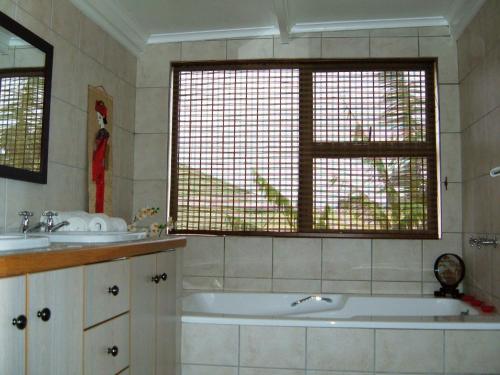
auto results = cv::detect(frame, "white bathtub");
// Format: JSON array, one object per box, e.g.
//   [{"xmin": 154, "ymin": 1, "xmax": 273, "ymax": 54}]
[{"xmin": 182, "ymin": 292, "xmax": 500, "ymax": 330}]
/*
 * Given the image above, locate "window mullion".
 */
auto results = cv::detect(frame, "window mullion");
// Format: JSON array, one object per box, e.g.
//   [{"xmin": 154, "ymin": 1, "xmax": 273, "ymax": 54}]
[{"xmin": 298, "ymin": 68, "xmax": 313, "ymax": 232}]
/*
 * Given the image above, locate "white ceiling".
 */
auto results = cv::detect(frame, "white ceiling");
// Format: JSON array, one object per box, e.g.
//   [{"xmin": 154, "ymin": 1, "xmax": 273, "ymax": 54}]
[{"xmin": 70, "ymin": 0, "xmax": 486, "ymax": 55}]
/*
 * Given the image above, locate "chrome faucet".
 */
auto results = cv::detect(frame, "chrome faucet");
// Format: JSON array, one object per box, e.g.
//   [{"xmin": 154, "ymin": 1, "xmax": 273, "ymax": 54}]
[
  {"xmin": 42, "ymin": 211, "xmax": 69, "ymax": 232},
  {"xmin": 18, "ymin": 210, "xmax": 34, "ymax": 233},
  {"xmin": 291, "ymin": 295, "xmax": 333, "ymax": 307}
]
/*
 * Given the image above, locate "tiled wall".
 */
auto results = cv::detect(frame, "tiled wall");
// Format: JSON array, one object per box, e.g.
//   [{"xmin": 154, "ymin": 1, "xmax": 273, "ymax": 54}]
[
  {"xmin": 135, "ymin": 26, "xmax": 462, "ymax": 293},
  {"xmin": 0, "ymin": 0, "xmax": 136, "ymax": 231},
  {"xmin": 182, "ymin": 322, "xmax": 500, "ymax": 374},
  {"xmin": 458, "ymin": 0, "xmax": 500, "ymax": 309}
]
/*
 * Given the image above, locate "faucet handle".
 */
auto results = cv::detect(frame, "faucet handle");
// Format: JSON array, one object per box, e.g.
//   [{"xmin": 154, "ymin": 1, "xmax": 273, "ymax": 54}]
[
  {"xmin": 18, "ymin": 210, "xmax": 33, "ymax": 218},
  {"xmin": 42, "ymin": 210, "xmax": 58, "ymax": 218}
]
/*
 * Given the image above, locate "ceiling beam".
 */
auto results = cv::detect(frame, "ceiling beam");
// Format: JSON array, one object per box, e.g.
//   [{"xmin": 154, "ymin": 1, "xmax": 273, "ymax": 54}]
[{"xmin": 273, "ymin": 0, "xmax": 290, "ymax": 44}]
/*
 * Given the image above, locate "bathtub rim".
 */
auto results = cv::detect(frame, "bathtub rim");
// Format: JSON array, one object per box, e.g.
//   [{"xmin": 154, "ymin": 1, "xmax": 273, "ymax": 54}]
[{"xmin": 181, "ymin": 291, "xmax": 500, "ymax": 330}]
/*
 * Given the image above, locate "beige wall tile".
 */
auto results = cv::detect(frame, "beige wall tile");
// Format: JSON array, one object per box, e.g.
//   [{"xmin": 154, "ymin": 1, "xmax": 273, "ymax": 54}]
[
  {"xmin": 438, "ymin": 84, "xmax": 460, "ymax": 133},
  {"xmin": 441, "ymin": 182, "xmax": 462, "ymax": 233},
  {"xmin": 372, "ymin": 240, "xmax": 422, "ymax": 281},
  {"xmin": 52, "ymin": 0, "xmax": 81, "ymax": 46},
  {"xmin": 375, "ymin": 329, "xmax": 444, "ymax": 373},
  {"xmin": 273, "ymin": 37, "xmax": 321, "ymax": 58},
  {"xmin": 112, "ymin": 177, "xmax": 134, "ymax": 220},
  {"xmin": 307, "ymin": 328, "xmax": 374, "ymax": 371},
  {"xmin": 418, "ymin": 26, "xmax": 450, "ymax": 37},
  {"xmin": 225, "ymin": 236, "xmax": 272, "ymax": 278},
  {"xmin": 370, "ymin": 37, "xmax": 418, "ymax": 57},
  {"xmin": 182, "ymin": 365, "xmax": 237, "ymax": 375},
  {"xmin": 273, "ymin": 238, "xmax": 322, "ymax": 279},
  {"xmin": 322, "ymin": 239, "xmax": 371, "ymax": 280},
  {"xmin": 18, "ymin": 0, "xmax": 52, "ymax": 27},
  {"xmin": 132, "ymin": 180, "xmax": 167, "ymax": 222},
  {"xmin": 227, "ymin": 38, "xmax": 273, "ymax": 59},
  {"xmin": 80, "ymin": 16, "xmax": 106, "ymax": 64},
  {"xmin": 420, "ymin": 36, "xmax": 458, "ymax": 84},
  {"xmin": 272, "ymin": 279, "xmax": 321, "ymax": 293},
  {"xmin": 321, "ymin": 38, "xmax": 369, "ymax": 58},
  {"xmin": 240, "ymin": 326, "xmax": 306, "ymax": 369},
  {"xmin": 224, "ymin": 278, "xmax": 272, "ymax": 292},
  {"xmin": 133, "ymin": 134, "xmax": 168, "ymax": 180},
  {"xmin": 372, "ymin": 281, "xmax": 421, "ymax": 295},
  {"xmin": 182, "ymin": 235, "xmax": 224, "ymax": 276},
  {"xmin": 5, "ymin": 179, "xmax": 47, "ymax": 231},
  {"xmin": 423, "ymin": 233, "xmax": 462, "ymax": 281},
  {"xmin": 322, "ymin": 30, "xmax": 370, "ymax": 37},
  {"xmin": 182, "ymin": 276, "xmax": 223, "ymax": 290},
  {"xmin": 137, "ymin": 43, "xmax": 180, "ymax": 88},
  {"xmin": 0, "ymin": 0, "xmax": 16, "ymax": 17},
  {"xmin": 15, "ymin": 6, "xmax": 51, "ymax": 40},
  {"xmin": 370, "ymin": 28, "xmax": 418, "ymax": 37},
  {"xmin": 321, "ymin": 280, "xmax": 371, "ymax": 294},
  {"xmin": 182, "ymin": 323, "xmax": 238, "ymax": 366},
  {"xmin": 135, "ymin": 88, "xmax": 170, "ymax": 133},
  {"xmin": 181, "ymin": 40, "xmax": 227, "ymax": 61},
  {"xmin": 240, "ymin": 368, "xmax": 304, "ymax": 375},
  {"xmin": 445, "ymin": 330, "xmax": 500, "ymax": 373},
  {"xmin": 440, "ymin": 133, "xmax": 462, "ymax": 182}
]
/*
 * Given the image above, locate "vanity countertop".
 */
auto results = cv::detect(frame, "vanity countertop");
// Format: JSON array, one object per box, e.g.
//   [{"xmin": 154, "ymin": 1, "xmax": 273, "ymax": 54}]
[{"xmin": 0, "ymin": 236, "xmax": 186, "ymax": 278}]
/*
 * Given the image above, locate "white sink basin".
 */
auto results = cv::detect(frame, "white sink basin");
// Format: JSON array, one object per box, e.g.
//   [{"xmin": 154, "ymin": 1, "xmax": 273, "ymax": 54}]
[
  {"xmin": 0, "ymin": 234, "xmax": 50, "ymax": 252},
  {"xmin": 33, "ymin": 231, "xmax": 148, "ymax": 243}
]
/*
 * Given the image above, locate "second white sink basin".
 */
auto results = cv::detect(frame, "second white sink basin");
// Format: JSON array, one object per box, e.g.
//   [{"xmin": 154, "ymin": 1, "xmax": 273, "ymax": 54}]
[
  {"xmin": 0, "ymin": 234, "xmax": 50, "ymax": 252},
  {"xmin": 33, "ymin": 231, "xmax": 148, "ymax": 243}
]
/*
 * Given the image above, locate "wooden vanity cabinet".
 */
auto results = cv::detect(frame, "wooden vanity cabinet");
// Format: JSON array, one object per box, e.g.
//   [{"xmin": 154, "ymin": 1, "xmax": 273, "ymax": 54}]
[{"xmin": 130, "ymin": 250, "xmax": 177, "ymax": 375}]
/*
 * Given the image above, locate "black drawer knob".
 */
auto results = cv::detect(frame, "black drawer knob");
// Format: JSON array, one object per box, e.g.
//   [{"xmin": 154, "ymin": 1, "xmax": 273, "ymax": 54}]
[
  {"xmin": 160, "ymin": 273, "xmax": 168, "ymax": 281},
  {"xmin": 152, "ymin": 275, "xmax": 160, "ymax": 284},
  {"xmin": 12, "ymin": 315, "xmax": 27, "ymax": 330},
  {"xmin": 107, "ymin": 345, "xmax": 119, "ymax": 357},
  {"xmin": 108, "ymin": 285, "xmax": 119, "ymax": 296},
  {"xmin": 37, "ymin": 308, "xmax": 51, "ymax": 322}
]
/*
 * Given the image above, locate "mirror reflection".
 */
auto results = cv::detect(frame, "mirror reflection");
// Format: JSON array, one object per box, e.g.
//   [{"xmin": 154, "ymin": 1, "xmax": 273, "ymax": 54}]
[{"xmin": 0, "ymin": 24, "xmax": 46, "ymax": 173}]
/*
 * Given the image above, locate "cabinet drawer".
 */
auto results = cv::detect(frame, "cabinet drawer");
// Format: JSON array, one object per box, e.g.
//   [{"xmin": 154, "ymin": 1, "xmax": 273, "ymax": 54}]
[
  {"xmin": 85, "ymin": 259, "xmax": 130, "ymax": 328},
  {"xmin": 84, "ymin": 313, "xmax": 129, "ymax": 375}
]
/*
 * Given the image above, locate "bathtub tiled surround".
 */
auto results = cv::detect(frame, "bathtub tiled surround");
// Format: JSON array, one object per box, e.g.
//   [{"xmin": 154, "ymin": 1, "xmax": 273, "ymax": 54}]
[
  {"xmin": 181, "ymin": 323, "xmax": 500, "ymax": 374},
  {"xmin": 458, "ymin": 0, "xmax": 500, "ymax": 310},
  {"xmin": 0, "ymin": 0, "xmax": 136, "ymax": 230},
  {"xmin": 181, "ymin": 235, "xmax": 464, "ymax": 294}
]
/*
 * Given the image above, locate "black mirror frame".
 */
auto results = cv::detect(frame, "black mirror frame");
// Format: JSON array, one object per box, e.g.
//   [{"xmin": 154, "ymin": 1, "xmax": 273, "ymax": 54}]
[{"xmin": 0, "ymin": 11, "xmax": 53, "ymax": 184}]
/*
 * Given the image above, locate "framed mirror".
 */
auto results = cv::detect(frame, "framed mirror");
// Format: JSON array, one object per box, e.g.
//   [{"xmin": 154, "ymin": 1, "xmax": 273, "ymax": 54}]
[{"xmin": 0, "ymin": 11, "xmax": 53, "ymax": 183}]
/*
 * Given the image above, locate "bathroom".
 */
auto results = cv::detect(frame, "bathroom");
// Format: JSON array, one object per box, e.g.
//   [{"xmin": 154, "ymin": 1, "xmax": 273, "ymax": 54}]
[{"xmin": 0, "ymin": 0, "xmax": 499, "ymax": 374}]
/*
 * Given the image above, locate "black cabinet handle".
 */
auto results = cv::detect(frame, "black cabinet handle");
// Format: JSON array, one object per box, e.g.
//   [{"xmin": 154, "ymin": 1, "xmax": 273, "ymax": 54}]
[
  {"xmin": 160, "ymin": 273, "xmax": 168, "ymax": 281},
  {"xmin": 12, "ymin": 315, "xmax": 27, "ymax": 330},
  {"xmin": 107, "ymin": 345, "xmax": 119, "ymax": 357},
  {"xmin": 108, "ymin": 285, "xmax": 119, "ymax": 296},
  {"xmin": 36, "ymin": 308, "xmax": 51, "ymax": 322},
  {"xmin": 152, "ymin": 275, "xmax": 160, "ymax": 284}
]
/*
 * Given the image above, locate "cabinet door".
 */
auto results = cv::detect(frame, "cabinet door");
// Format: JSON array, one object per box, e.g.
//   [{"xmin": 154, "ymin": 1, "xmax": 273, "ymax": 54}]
[
  {"xmin": 130, "ymin": 254, "xmax": 157, "ymax": 375},
  {"xmin": 0, "ymin": 275, "xmax": 26, "ymax": 375},
  {"xmin": 27, "ymin": 266, "xmax": 84, "ymax": 375},
  {"xmin": 156, "ymin": 250, "xmax": 177, "ymax": 375}
]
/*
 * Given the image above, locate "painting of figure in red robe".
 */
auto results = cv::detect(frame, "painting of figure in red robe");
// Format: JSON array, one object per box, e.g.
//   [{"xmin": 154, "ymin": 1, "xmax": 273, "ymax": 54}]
[{"xmin": 87, "ymin": 86, "xmax": 113, "ymax": 215}]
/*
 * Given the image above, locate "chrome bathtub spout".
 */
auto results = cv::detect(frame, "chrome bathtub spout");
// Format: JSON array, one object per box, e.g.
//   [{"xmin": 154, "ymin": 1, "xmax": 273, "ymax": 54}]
[{"xmin": 291, "ymin": 295, "xmax": 333, "ymax": 307}]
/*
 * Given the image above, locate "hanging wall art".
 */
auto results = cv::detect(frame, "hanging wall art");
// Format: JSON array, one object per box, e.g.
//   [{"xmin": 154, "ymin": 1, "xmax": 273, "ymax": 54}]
[{"xmin": 87, "ymin": 85, "xmax": 113, "ymax": 215}]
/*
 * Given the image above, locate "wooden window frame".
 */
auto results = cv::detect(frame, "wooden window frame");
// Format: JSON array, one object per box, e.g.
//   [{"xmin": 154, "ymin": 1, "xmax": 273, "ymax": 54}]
[{"xmin": 169, "ymin": 59, "xmax": 440, "ymax": 239}]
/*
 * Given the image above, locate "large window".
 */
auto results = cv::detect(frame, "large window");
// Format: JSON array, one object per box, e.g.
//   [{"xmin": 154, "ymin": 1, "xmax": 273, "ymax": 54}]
[{"xmin": 170, "ymin": 60, "xmax": 439, "ymax": 238}]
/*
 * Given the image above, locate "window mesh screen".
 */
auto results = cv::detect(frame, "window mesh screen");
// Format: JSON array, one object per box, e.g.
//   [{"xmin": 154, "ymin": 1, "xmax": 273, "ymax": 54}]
[
  {"xmin": 313, "ymin": 70, "xmax": 426, "ymax": 143},
  {"xmin": 313, "ymin": 157, "xmax": 428, "ymax": 231},
  {"xmin": 0, "ymin": 75, "xmax": 45, "ymax": 172},
  {"xmin": 171, "ymin": 60, "xmax": 438, "ymax": 237},
  {"xmin": 175, "ymin": 68, "xmax": 300, "ymax": 232}
]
